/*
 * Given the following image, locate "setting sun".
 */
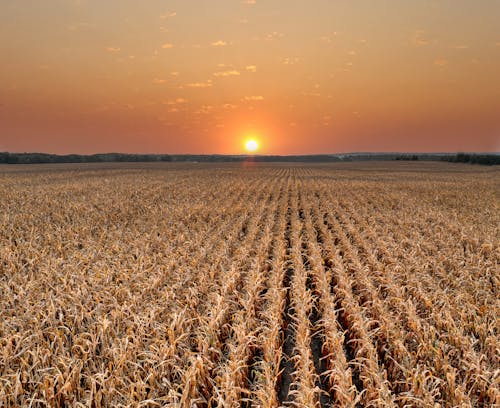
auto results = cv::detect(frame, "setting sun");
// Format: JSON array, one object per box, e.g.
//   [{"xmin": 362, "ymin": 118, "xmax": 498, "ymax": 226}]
[{"xmin": 245, "ymin": 139, "xmax": 259, "ymax": 153}]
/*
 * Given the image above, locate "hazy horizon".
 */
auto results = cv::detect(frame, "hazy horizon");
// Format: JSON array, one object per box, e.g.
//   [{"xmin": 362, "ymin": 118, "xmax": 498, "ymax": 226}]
[{"xmin": 1, "ymin": 1, "xmax": 499, "ymax": 154}]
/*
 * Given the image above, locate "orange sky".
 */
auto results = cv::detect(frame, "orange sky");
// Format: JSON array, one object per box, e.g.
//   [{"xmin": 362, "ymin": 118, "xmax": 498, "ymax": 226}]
[{"xmin": 1, "ymin": 0, "xmax": 499, "ymax": 154}]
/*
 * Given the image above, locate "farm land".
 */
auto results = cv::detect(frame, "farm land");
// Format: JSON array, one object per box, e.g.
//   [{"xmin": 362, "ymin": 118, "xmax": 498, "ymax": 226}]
[{"xmin": 0, "ymin": 162, "xmax": 498, "ymax": 407}]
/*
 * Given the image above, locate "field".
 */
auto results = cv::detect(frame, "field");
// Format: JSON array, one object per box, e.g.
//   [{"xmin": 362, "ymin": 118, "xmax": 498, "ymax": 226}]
[{"xmin": 0, "ymin": 162, "xmax": 498, "ymax": 407}]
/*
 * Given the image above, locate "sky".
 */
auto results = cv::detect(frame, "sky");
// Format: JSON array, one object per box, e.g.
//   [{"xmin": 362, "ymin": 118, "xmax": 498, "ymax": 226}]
[{"xmin": 0, "ymin": 0, "xmax": 499, "ymax": 154}]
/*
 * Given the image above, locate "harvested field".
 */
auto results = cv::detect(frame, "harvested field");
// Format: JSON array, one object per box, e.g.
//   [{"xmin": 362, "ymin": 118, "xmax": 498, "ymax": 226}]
[{"xmin": 0, "ymin": 162, "xmax": 498, "ymax": 407}]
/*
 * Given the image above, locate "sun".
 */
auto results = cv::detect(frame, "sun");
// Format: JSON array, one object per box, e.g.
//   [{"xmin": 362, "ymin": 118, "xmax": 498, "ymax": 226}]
[{"xmin": 245, "ymin": 139, "xmax": 259, "ymax": 153}]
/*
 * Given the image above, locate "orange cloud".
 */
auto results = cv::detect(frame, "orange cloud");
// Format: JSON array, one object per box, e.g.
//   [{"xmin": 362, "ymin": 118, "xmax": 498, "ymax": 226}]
[
  {"xmin": 413, "ymin": 30, "xmax": 430, "ymax": 47},
  {"xmin": 160, "ymin": 12, "xmax": 177, "ymax": 19},
  {"xmin": 186, "ymin": 81, "xmax": 213, "ymax": 88},
  {"xmin": 434, "ymin": 58, "xmax": 448, "ymax": 67},
  {"xmin": 164, "ymin": 98, "xmax": 187, "ymax": 105},
  {"xmin": 211, "ymin": 40, "xmax": 227, "ymax": 46},
  {"xmin": 105, "ymin": 47, "xmax": 120, "ymax": 53},
  {"xmin": 213, "ymin": 70, "xmax": 240, "ymax": 77},
  {"xmin": 243, "ymin": 96, "xmax": 264, "ymax": 101},
  {"xmin": 161, "ymin": 43, "xmax": 174, "ymax": 49},
  {"xmin": 265, "ymin": 32, "xmax": 284, "ymax": 40},
  {"xmin": 282, "ymin": 57, "xmax": 299, "ymax": 65}
]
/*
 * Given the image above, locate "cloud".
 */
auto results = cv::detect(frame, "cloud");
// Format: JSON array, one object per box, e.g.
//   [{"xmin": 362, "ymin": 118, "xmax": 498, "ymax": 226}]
[
  {"xmin": 67, "ymin": 22, "xmax": 90, "ymax": 31},
  {"xmin": 164, "ymin": 98, "xmax": 187, "ymax": 105},
  {"xmin": 243, "ymin": 96, "xmax": 264, "ymax": 101},
  {"xmin": 195, "ymin": 105, "xmax": 214, "ymax": 114},
  {"xmin": 434, "ymin": 58, "xmax": 448, "ymax": 67},
  {"xmin": 282, "ymin": 57, "xmax": 300, "ymax": 65},
  {"xmin": 105, "ymin": 47, "xmax": 121, "ymax": 53},
  {"xmin": 211, "ymin": 40, "xmax": 227, "ymax": 46},
  {"xmin": 222, "ymin": 103, "xmax": 237, "ymax": 109},
  {"xmin": 242, "ymin": 0, "xmax": 256, "ymax": 4},
  {"xmin": 413, "ymin": 30, "xmax": 430, "ymax": 47},
  {"xmin": 186, "ymin": 80, "xmax": 213, "ymax": 88},
  {"xmin": 453, "ymin": 45, "xmax": 469, "ymax": 50},
  {"xmin": 319, "ymin": 33, "xmax": 337, "ymax": 43},
  {"xmin": 153, "ymin": 78, "xmax": 167, "ymax": 84},
  {"xmin": 245, "ymin": 65, "xmax": 257, "ymax": 72},
  {"xmin": 213, "ymin": 70, "xmax": 240, "ymax": 77},
  {"xmin": 302, "ymin": 91, "xmax": 321, "ymax": 97},
  {"xmin": 170, "ymin": 71, "xmax": 179, "ymax": 76},
  {"xmin": 161, "ymin": 43, "xmax": 174, "ymax": 49},
  {"xmin": 160, "ymin": 12, "xmax": 177, "ymax": 19},
  {"xmin": 265, "ymin": 32, "xmax": 284, "ymax": 40}
]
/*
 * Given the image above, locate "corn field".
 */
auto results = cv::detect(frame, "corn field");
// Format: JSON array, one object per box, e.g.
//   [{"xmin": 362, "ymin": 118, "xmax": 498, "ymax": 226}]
[{"xmin": 0, "ymin": 162, "xmax": 498, "ymax": 407}]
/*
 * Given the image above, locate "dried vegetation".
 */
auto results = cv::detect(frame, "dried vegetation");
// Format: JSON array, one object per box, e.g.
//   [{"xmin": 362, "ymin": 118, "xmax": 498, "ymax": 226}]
[{"xmin": 0, "ymin": 162, "xmax": 498, "ymax": 407}]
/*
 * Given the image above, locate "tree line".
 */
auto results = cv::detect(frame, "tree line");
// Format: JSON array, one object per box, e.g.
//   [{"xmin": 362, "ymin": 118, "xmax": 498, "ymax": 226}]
[{"xmin": 0, "ymin": 152, "xmax": 498, "ymax": 165}]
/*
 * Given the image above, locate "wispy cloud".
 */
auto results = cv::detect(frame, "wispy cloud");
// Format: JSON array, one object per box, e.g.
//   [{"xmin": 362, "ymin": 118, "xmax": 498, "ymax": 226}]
[
  {"xmin": 413, "ymin": 30, "xmax": 431, "ymax": 47},
  {"xmin": 163, "ymin": 98, "xmax": 187, "ymax": 105},
  {"xmin": 434, "ymin": 58, "xmax": 448, "ymax": 67},
  {"xmin": 213, "ymin": 70, "xmax": 240, "ymax": 77},
  {"xmin": 67, "ymin": 22, "xmax": 90, "ymax": 32},
  {"xmin": 211, "ymin": 40, "xmax": 227, "ymax": 47},
  {"xmin": 453, "ymin": 45, "xmax": 469, "ymax": 50},
  {"xmin": 265, "ymin": 32, "xmax": 284, "ymax": 40},
  {"xmin": 153, "ymin": 78, "xmax": 167, "ymax": 84},
  {"xmin": 282, "ymin": 57, "xmax": 300, "ymax": 65},
  {"xmin": 160, "ymin": 12, "xmax": 177, "ymax": 19},
  {"xmin": 245, "ymin": 65, "xmax": 257, "ymax": 72},
  {"xmin": 161, "ymin": 43, "xmax": 174, "ymax": 49},
  {"xmin": 302, "ymin": 91, "xmax": 321, "ymax": 97},
  {"xmin": 242, "ymin": 0, "xmax": 256, "ymax": 4},
  {"xmin": 186, "ymin": 80, "xmax": 213, "ymax": 88},
  {"xmin": 243, "ymin": 95, "xmax": 264, "ymax": 101},
  {"xmin": 319, "ymin": 33, "xmax": 337, "ymax": 43},
  {"xmin": 105, "ymin": 47, "xmax": 121, "ymax": 53},
  {"xmin": 195, "ymin": 105, "xmax": 214, "ymax": 114}
]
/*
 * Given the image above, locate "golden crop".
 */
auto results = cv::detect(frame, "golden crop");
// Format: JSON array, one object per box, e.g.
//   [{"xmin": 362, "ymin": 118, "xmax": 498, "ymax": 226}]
[{"xmin": 0, "ymin": 162, "xmax": 498, "ymax": 407}]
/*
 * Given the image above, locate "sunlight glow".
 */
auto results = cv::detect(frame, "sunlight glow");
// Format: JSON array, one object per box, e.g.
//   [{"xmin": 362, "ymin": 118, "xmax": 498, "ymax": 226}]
[{"xmin": 245, "ymin": 139, "xmax": 259, "ymax": 153}]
